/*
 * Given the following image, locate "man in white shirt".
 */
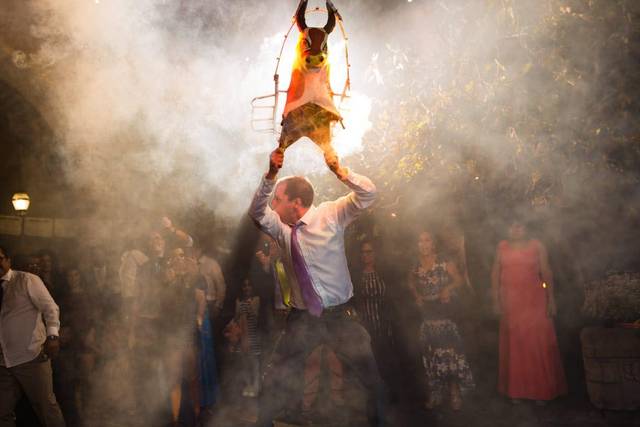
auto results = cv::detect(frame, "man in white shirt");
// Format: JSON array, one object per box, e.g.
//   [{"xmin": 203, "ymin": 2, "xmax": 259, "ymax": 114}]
[
  {"xmin": 0, "ymin": 246, "xmax": 66, "ymax": 427},
  {"xmin": 249, "ymin": 149, "xmax": 386, "ymax": 426}
]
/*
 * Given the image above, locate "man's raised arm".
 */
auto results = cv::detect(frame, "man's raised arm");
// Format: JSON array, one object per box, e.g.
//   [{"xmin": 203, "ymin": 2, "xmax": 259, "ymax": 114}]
[
  {"xmin": 248, "ymin": 149, "xmax": 285, "ymax": 239},
  {"xmin": 332, "ymin": 162, "xmax": 377, "ymax": 227}
]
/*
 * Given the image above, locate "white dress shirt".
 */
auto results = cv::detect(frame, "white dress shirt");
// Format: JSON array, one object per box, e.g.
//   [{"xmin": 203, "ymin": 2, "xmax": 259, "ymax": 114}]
[
  {"xmin": 198, "ymin": 255, "xmax": 226, "ymax": 309},
  {"xmin": 249, "ymin": 170, "xmax": 376, "ymax": 309},
  {"xmin": 0, "ymin": 269, "xmax": 60, "ymax": 368},
  {"xmin": 119, "ymin": 249, "xmax": 149, "ymax": 298}
]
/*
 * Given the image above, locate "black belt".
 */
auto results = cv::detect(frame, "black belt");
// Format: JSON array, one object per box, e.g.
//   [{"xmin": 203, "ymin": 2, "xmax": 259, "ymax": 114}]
[
  {"xmin": 291, "ymin": 301, "xmax": 354, "ymax": 316},
  {"xmin": 323, "ymin": 301, "xmax": 352, "ymax": 313}
]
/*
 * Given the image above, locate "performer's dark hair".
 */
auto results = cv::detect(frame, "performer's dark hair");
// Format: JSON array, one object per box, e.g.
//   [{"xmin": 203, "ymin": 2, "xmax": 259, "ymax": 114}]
[
  {"xmin": 0, "ymin": 246, "xmax": 11, "ymax": 261},
  {"xmin": 280, "ymin": 176, "xmax": 314, "ymax": 208},
  {"xmin": 360, "ymin": 239, "xmax": 379, "ymax": 252}
]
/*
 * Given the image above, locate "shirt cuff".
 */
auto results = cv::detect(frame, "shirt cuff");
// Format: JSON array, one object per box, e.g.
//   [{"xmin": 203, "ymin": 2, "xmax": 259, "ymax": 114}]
[{"xmin": 46, "ymin": 326, "xmax": 59, "ymax": 336}]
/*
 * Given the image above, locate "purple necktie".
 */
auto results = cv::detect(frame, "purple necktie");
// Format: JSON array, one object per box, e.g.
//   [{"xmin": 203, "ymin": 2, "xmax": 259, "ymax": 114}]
[{"xmin": 290, "ymin": 223, "xmax": 323, "ymax": 316}]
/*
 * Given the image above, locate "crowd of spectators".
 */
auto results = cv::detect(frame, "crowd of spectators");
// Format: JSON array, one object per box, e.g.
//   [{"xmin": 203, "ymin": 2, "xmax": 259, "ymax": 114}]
[{"xmin": 0, "ymin": 213, "xmax": 568, "ymax": 426}]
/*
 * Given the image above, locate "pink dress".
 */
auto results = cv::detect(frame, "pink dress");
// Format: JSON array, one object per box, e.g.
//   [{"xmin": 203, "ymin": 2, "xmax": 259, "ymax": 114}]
[{"xmin": 498, "ymin": 240, "xmax": 567, "ymax": 400}]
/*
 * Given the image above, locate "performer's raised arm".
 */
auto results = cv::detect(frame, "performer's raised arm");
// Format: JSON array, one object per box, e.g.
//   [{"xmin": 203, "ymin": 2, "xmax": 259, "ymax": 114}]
[
  {"xmin": 248, "ymin": 149, "xmax": 286, "ymax": 239},
  {"xmin": 331, "ymin": 159, "xmax": 377, "ymax": 226}
]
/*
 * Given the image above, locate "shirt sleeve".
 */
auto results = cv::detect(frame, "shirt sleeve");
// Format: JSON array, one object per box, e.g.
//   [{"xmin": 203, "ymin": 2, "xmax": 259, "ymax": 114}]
[
  {"xmin": 26, "ymin": 274, "xmax": 61, "ymax": 336},
  {"xmin": 248, "ymin": 175, "xmax": 286, "ymax": 241},
  {"xmin": 333, "ymin": 169, "xmax": 377, "ymax": 227}
]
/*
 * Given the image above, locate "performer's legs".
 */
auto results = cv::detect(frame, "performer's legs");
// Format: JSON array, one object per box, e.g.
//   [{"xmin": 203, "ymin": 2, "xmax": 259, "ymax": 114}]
[
  {"xmin": 310, "ymin": 125, "xmax": 339, "ymax": 173},
  {"xmin": 279, "ymin": 104, "xmax": 339, "ymax": 172},
  {"xmin": 278, "ymin": 128, "xmax": 301, "ymax": 151},
  {"xmin": 302, "ymin": 346, "xmax": 323, "ymax": 411},
  {"xmin": 278, "ymin": 106, "xmax": 310, "ymax": 151},
  {"xmin": 256, "ymin": 310, "xmax": 320, "ymax": 427},
  {"xmin": 302, "ymin": 345, "xmax": 344, "ymax": 412},
  {"xmin": 326, "ymin": 347, "xmax": 344, "ymax": 406},
  {"xmin": 328, "ymin": 314, "xmax": 386, "ymax": 426}
]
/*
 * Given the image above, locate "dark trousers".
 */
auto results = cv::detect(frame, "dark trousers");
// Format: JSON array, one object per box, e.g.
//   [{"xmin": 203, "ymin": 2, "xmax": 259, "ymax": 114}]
[
  {"xmin": 257, "ymin": 305, "xmax": 386, "ymax": 427},
  {"xmin": 0, "ymin": 355, "xmax": 66, "ymax": 427}
]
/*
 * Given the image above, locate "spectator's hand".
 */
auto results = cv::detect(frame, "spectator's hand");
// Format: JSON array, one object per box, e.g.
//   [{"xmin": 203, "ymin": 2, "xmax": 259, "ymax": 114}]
[
  {"xmin": 325, "ymin": 151, "xmax": 348, "ymax": 181},
  {"xmin": 255, "ymin": 250, "xmax": 270, "ymax": 271},
  {"xmin": 161, "ymin": 216, "xmax": 174, "ymax": 231},
  {"xmin": 546, "ymin": 298, "xmax": 557, "ymax": 318},
  {"xmin": 267, "ymin": 148, "xmax": 284, "ymax": 180},
  {"xmin": 44, "ymin": 337, "xmax": 60, "ymax": 358}
]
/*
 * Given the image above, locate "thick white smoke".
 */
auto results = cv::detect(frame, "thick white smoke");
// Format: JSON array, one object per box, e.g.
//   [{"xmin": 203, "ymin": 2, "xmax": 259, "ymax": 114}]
[{"xmin": 20, "ymin": 0, "xmax": 379, "ymax": 218}]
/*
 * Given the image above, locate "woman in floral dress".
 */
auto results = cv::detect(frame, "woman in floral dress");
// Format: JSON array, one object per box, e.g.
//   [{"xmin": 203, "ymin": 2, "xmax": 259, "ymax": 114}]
[{"xmin": 407, "ymin": 230, "xmax": 475, "ymax": 410}]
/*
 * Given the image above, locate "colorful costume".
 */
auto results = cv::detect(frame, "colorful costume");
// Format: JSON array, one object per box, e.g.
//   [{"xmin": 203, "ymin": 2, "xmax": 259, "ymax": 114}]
[{"xmin": 280, "ymin": 0, "xmax": 342, "ymax": 171}]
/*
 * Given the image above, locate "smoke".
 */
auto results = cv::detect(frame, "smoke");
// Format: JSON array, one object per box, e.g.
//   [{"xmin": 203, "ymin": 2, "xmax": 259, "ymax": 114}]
[
  {"xmin": 9, "ymin": 0, "xmax": 637, "ymax": 244},
  {"xmin": 5, "ymin": 0, "xmax": 640, "ymax": 422},
  {"xmin": 12, "ymin": 0, "xmax": 380, "ymax": 221}
]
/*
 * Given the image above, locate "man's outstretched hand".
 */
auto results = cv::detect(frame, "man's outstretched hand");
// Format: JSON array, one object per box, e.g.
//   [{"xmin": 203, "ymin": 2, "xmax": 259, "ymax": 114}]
[
  {"xmin": 325, "ymin": 150, "xmax": 348, "ymax": 181},
  {"xmin": 267, "ymin": 148, "xmax": 284, "ymax": 180}
]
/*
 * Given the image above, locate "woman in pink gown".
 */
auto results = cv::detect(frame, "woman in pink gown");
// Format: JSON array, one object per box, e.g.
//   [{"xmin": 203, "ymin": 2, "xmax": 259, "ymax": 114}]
[{"xmin": 491, "ymin": 220, "xmax": 567, "ymax": 403}]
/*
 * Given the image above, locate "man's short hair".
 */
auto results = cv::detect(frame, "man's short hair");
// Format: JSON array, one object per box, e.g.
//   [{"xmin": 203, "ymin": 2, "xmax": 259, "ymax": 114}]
[
  {"xmin": 278, "ymin": 176, "xmax": 314, "ymax": 208},
  {"xmin": 0, "ymin": 246, "xmax": 10, "ymax": 260}
]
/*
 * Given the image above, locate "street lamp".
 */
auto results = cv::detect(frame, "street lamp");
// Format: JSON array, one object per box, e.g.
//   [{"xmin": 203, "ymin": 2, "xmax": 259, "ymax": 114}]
[{"xmin": 12, "ymin": 192, "xmax": 30, "ymax": 215}]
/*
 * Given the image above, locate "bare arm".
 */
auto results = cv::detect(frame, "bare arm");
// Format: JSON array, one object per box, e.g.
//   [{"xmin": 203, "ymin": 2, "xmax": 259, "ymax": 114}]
[
  {"xmin": 174, "ymin": 228, "xmax": 193, "ymax": 247},
  {"xmin": 490, "ymin": 246, "xmax": 501, "ymax": 315},
  {"xmin": 195, "ymin": 288, "xmax": 206, "ymax": 328},
  {"xmin": 536, "ymin": 240, "xmax": 557, "ymax": 317},
  {"xmin": 406, "ymin": 270, "xmax": 424, "ymax": 308},
  {"xmin": 439, "ymin": 261, "xmax": 463, "ymax": 303},
  {"xmin": 162, "ymin": 216, "xmax": 193, "ymax": 247},
  {"xmin": 211, "ymin": 260, "xmax": 226, "ymax": 311},
  {"xmin": 445, "ymin": 261, "xmax": 463, "ymax": 291}
]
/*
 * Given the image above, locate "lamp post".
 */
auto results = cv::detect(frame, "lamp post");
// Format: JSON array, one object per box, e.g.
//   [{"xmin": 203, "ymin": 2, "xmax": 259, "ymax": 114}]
[
  {"xmin": 12, "ymin": 192, "xmax": 31, "ymax": 215},
  {"xmin": 11, "ymin": 193, "xmax": 30, "ymax": 250}
]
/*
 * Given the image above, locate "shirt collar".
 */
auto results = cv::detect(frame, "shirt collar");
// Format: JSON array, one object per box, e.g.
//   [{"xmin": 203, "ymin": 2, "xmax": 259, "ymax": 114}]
[
  {"xmin": 297, "ymin": 205, "xmax": 317, "ymax": 226},
  {"xmin": 1, "ymin": 269, "xmax": 13, "ymax": 282}
]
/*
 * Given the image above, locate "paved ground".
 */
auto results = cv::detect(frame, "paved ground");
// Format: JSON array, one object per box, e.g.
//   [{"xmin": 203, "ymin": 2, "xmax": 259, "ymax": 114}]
[{"xmin": 208, "ymin": 388, "xmax": 640, "ymax": 427}]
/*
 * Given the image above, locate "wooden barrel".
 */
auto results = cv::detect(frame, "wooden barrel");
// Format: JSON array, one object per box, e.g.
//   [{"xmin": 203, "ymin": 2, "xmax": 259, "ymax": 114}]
[{"xmin": 581, "ymin": 327, "xmax": 640, "ymax": 410}]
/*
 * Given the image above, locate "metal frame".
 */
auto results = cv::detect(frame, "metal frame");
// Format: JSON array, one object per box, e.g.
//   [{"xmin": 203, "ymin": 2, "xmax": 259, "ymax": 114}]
[{"xmin": 251, "ymin": 6, "xmax": 351, "ymax": 135}]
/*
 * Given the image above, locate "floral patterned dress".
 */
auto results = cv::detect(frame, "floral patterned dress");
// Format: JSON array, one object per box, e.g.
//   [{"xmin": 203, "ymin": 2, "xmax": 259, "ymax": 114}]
[{"xmin": 413, "ymin": 261, "xmax": 475, "ymax": 400}]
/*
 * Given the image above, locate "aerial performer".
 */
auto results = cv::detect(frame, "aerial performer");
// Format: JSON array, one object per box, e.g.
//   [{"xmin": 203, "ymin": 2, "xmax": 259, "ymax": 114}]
[{"xmin": 279, "ymin": 0, "xmax": 343, "ymax": 173}]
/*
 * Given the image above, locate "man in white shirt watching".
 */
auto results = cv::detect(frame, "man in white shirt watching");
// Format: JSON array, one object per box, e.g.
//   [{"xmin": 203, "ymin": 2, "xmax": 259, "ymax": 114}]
[
  {"xmin": 249, "ymin": 149, "xmax": 386, "ymax": 426},
  {"xmin": 0, "ymin": 246, "xmax": 66, "ymax": 427}
]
